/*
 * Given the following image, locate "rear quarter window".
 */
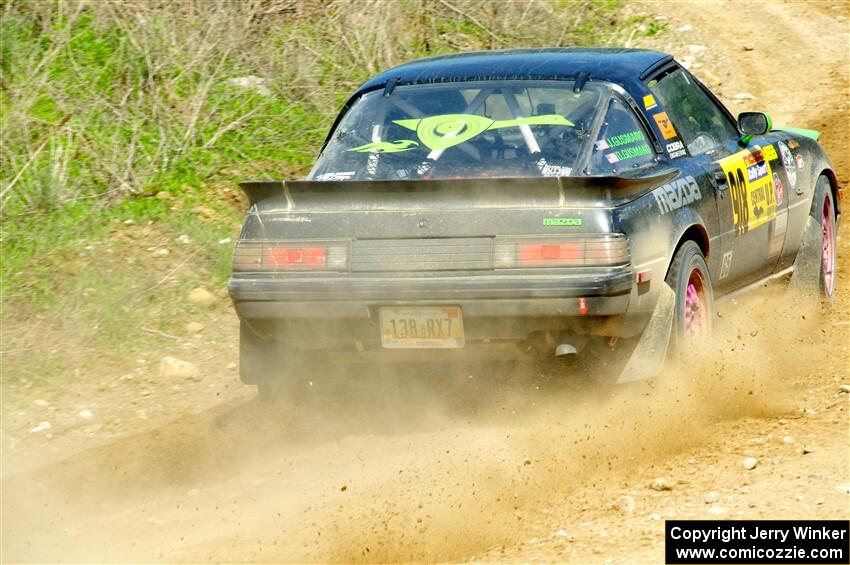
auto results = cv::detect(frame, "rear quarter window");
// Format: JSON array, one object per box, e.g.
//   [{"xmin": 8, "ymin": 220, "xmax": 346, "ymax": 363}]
[{"xmin": 589, "ymin": 97, "xmax": 655, "ymax": 174}]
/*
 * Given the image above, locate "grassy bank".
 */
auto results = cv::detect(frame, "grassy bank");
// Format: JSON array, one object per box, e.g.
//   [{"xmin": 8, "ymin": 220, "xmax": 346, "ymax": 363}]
[{"xmin": 1, "ymin": 0, "xmax": 664, "ymax": 317}]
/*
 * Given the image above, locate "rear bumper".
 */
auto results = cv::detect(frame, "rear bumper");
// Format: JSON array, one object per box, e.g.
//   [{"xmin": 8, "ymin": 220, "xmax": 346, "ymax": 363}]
[
  {"xmin": 228, "ymin": 266, "xmax": 650, "ymax": 344},
  {"xmin": 229, "ymin": 266, "xmax": 634, "ymax": 314}
]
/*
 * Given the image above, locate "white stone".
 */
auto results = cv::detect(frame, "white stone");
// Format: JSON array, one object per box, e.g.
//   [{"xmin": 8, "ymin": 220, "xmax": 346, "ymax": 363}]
[
  {"xmin": 186, "ymin": 288, "xmax": 217, "ymax": 307},
  {"xmin": 226, "ymin": 75, "xmax": 271, "ymax": 96},
  {"xmin": 30, "ymin": 421, "xmax": 51, "ymax": 433},
  {"xmin": 185, "ymin": 322, "xmax": 205, "ymax": 334},
  {"xmin": 708, "ymin": 505, "xmax": 727, "ymax": 515},
  {"xmin": 78, "ymin": 410, "xmax": 94, "ymax": 420},
  {"xmin": 159, "ymin": 356, "xmax": 200, "ymax": 381},
  {"xmin": 649, "ymin": 477, "xmax": 673, "ymax": 491},
  {"xmin": 742, "ymin": 457, "xmax": 759, "ymax": 470},
  {"xmin": 616, "ymin": 495, "xmax": 636, "ymax": 513},
  {"xmin": 704, "ymin": 491, "xmax": 720, "ymax": 504}
]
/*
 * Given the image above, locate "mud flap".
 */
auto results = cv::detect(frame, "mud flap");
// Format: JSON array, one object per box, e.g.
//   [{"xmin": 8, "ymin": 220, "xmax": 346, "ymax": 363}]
[
  {"xmin": 787, "ymin": 215, "xmax": 821, "ymax": 300},
  {"xmin": 616, "ymin": 283, "xmax": 676, "ymax": 384}
]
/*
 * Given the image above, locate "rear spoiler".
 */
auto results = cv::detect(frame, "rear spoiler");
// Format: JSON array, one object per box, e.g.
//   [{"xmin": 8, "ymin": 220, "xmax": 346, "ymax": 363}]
[{"xmin": 240, "ymin": 170, "xmax": 680, "ymax": 212}]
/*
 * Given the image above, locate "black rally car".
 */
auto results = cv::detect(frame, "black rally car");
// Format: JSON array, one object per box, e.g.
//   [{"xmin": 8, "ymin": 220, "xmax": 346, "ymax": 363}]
[{"xmin": 229, "ymin": 48, "xmax": 840, "ymax": 399}]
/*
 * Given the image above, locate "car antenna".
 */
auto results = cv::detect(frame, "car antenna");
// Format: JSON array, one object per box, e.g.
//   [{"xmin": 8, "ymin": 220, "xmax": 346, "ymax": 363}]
[
  {"xmin": 383, "ymin": 78, "xmax": 399, "ymax": 97},
  {"xmin": 574, "ymin": 72, "xmax": 589, "ymax": 93}
]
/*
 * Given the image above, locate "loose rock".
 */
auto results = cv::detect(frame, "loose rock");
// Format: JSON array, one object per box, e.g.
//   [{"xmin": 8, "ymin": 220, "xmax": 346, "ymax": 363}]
[
  {"xmin": 742, "ymin": 457, "xmax": 759, "ymax": 470},
  {"xmin": 704, "ymin": 491, "xmax": 720, "ymax": 504},
  {"xmin": 616, "ymin": 495, "xmax": 636, "ymax": 513},
  {"xmin": 553, "ymin": 529, "xmax": 568, "ymax": 538},
  {"xmin": 152, "ymin": 248, "xmax": 170, "ymax": 258},
  {"xmin": 838, "ymin": 384, "xmax": 850, "ymax": 393},
  {"xmin": 186, "ymin": 288, "xmax": 218, "ymax": 307},
  {"xmin": 159, "ymin": 356, "xmax": 200, "ymax": 381},
  {"xmin": 185, "ymin": 322, "xmax": 205, "ymax": 334},
  {"xmin": 649, "ymin": 477, "xmax": 673, "ymax": 491},
  {"xmin": 708, "ymin": 505, "xmax": 727, "ymax": 516},
  {"xmin": 78, "ymin": 410, "xmax": 94, "ymax": 420},
  {"xmin": 732, "ymin": 92, "xmax": 756, "ymax": 100},
  {"xmin": 30, "ymin": 421, "xmax": 51, "ymax": 433}
]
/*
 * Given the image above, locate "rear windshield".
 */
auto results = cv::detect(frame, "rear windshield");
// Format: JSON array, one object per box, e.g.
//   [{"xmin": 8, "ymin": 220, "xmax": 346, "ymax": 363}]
[{"xmin": 309, "ymin": 80, "xmax": 618, "ymax": 181}]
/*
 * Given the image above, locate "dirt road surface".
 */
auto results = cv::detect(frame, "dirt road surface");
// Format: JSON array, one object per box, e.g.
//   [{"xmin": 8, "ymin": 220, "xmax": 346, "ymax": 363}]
[{"xmin": 2, "ymin": 1, "xmax": 848, "ymax": 563}]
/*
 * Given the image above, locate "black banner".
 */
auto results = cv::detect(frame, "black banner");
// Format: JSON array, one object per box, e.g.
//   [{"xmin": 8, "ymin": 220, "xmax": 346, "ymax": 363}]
[{"xmin": 665, "ymin": 520, "xmax": 849, "ymax": 564}]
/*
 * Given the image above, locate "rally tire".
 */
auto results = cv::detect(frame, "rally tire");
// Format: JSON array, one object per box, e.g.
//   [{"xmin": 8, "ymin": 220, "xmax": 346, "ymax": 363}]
[{"xmin": 665, "ymin": 240, "xmax": 714, "ymax": 352}]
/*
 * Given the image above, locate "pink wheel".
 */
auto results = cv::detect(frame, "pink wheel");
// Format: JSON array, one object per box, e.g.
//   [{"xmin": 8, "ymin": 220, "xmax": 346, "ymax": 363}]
[
  {"xmin": 684, "ymin": 268, "xmax": 710, "ymax": 337},
  {"xmin": 821, "ymin": 196, "xmax": 836, "ymax": 297}
]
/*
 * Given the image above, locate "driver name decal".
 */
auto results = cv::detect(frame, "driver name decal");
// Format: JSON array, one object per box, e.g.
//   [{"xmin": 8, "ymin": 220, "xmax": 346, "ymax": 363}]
[{"xmin": 653, "ymin": 175, "xmax": 702, "ymax": 213}]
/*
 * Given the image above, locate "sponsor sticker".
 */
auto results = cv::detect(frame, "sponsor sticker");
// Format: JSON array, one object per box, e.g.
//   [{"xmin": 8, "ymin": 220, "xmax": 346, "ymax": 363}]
[
  {"xmin": 773, "ymin": 172, "xmax": 784, "ymax": 206},
  {"xmin": 666, "ymin": 140, "xmax": 687, "ymax": 159},
  {"xmin": 652, "ymin": 112, "xmax": 678, "ymax": 140},
  {"xmin": 768, "ymin": 209, "xmax": 788, "ymax": 258},
  {"xmin": 543, "ymin": 218, "xmax": 582, "ymax": 226},
  {"xmin": 643, "ymin": 94, "xmax": 658, "ymax": 111},
  {"xmin": 652, "ymin": 175, "xmax": 703, "ymax": 214},
  {"xmin": 719, "ymin": 251, "xmax": 733, "ymax": 280},
  {"xmin": 747, "ymin": 161, "xmax": 768, "ymax": 182},
  {"xmin": 717, "ymin": 147, "xmax": 777, "ymax": 236},
  {"xmin": 540, "ymin": 164, "xmax": 572, "ymax": 177},
  {"xmin": 595, "ymin": 139, "xmax": 610, "ymax": 151},
  {"xmin": 316, "ymin": 171, "xmax": 355, "ymax": 181},
  {"xmin": 762, "ymin": 144, "xmax": 778, "ymax": 161},
  {"xmin": 778, "ymin": 141, "xmax": 797, "ymax": 189}
]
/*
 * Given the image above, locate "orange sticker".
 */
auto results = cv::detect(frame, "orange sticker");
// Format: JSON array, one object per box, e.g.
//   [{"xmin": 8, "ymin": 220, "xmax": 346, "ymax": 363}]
[{"xmin": 653, "ymin": 112, "xmax": 678, "ymax": 140}]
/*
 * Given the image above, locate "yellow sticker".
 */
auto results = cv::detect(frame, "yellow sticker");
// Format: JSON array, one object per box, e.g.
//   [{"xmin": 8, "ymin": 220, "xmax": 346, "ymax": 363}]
[
  {"xmin": 643, "ymin": 94, "xmax": 657, "ymax": 110},
  {"xmin": 762, "ymin": 144, "xmax": 778, "ymax": 161},
  {"xmin": 652, "ymin": 112, "xmax": 678, "ymax": 140},
  {"xmin": 717, "ymin": 147, "xmax": 777, "ymax": 236}
]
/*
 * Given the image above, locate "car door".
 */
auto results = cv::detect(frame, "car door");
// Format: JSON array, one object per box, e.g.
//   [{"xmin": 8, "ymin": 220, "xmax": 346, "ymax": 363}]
[{"xmin": 645, "ymin": 67, "xmax": 789, "ymax": 292}]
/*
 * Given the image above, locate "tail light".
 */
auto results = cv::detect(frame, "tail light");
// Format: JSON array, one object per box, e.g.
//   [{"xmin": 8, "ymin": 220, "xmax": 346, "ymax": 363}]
[
  {"xmin": 233, "ymin": 241, "xmax": 349, "ymax": 271},
  {"xmin": 494, "ymin": 235, "xmax": 629, "ymax": 268}
]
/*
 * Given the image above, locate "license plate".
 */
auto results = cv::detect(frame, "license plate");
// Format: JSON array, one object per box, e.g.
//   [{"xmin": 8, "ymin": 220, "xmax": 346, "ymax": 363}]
[{"xmin": 379, "ymin": 306, "xmax": 464, "ymax": 349}]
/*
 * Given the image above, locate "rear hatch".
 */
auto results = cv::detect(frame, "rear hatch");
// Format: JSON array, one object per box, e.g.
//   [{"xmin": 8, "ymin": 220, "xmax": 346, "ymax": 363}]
[{"xmin": 234, "ymin": 173, "xmax": 675, "ymax": 275}]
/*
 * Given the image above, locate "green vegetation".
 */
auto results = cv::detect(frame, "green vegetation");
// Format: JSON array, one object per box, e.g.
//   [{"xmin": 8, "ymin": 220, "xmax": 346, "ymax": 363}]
[{"xmin": 1, "ymin": 0, "xmax": 664, "ymax": 321}]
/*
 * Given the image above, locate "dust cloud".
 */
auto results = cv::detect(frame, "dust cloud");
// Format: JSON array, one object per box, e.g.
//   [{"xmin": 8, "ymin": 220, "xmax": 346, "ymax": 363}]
[{"xmin": 3, "ymin": 281, "xmax": 827, "ymax": 563}]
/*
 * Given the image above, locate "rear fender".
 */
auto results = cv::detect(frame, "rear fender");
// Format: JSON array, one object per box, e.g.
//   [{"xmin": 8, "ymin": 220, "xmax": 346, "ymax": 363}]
[{"xmin": 665, "ymin": 208, "xmax": 710, "ymax": 279}]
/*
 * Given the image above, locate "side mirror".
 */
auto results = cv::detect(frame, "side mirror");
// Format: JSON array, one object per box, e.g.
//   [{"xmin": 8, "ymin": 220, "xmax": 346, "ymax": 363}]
[{"xmin": 737, "ymin": 112, "xmax": 772, "ymax": 135}]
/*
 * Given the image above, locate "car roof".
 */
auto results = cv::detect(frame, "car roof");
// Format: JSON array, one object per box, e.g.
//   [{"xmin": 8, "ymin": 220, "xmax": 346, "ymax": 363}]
[{"xmin": 355, "ymin": 48, "xmax": 673, "ymax": 94}]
